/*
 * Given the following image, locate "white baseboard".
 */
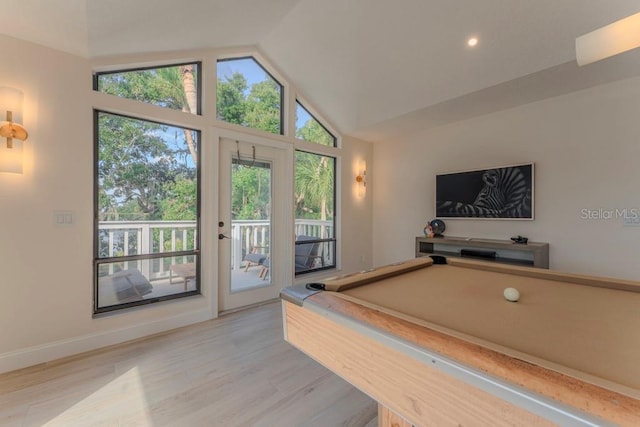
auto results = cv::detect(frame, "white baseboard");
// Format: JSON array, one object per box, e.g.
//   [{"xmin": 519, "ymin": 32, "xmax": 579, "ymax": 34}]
[{"xmin": 0, "ymin": 308, "xmax": 214, "ymax": 374}]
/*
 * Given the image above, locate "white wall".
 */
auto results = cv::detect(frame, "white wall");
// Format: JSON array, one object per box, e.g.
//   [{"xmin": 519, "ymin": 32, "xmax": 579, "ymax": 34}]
[
  {"xmin": 0, "ymin": 36, "xmax": 216, "ymax": 374},
  {"xmin": 0, "ymin": 35, "xmax": 374, "ymax": 373},
  {"xmin": 373, "ymin": 75, "xmax": 640, "ymax": 281},
  {"xmin": 339, "ymin": 135, "xmax": 374, "ymax": 274}
]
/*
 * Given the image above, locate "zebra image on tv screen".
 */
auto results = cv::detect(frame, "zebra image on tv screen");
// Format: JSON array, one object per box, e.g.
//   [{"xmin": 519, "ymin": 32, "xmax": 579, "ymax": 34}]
[{"xmin": 436, "ymin": 164, "xmax": 534, "ymax": 219}]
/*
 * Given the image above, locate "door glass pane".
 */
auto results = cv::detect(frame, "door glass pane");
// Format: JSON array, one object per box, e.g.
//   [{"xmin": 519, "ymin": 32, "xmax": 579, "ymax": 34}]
[{"xmin": 230, "ymin": 158, "xmax": 272, "ymax": 292}]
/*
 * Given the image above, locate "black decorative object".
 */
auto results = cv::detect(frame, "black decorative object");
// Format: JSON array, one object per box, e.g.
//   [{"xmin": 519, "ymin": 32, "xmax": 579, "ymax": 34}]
[
  {"xmin": 511, "ymin": 235, "xmax": 529, "ymax": 244},
  {"xmin": 429, "ymin": 219, "xmax": 446, "ymax": 237},
  {"xmin": 436, "ymin": 163, "xmax": 534, "ymax": 219}
]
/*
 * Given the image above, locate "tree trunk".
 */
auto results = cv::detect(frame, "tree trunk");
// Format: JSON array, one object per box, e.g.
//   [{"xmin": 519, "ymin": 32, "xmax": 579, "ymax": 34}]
[{"xmin": 180, "ymin": 64, "xmax": 198, "ymax": 164}]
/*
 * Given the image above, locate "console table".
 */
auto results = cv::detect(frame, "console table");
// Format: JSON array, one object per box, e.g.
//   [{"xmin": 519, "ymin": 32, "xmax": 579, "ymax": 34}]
[{"xmin": 415, "ymin": 236, "xmax": 549, "ymax": 269}]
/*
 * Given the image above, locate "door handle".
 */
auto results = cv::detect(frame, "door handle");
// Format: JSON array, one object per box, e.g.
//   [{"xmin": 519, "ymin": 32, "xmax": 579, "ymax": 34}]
[{"xmin": 218, "ymin": 233, "xmax": 230, "ymax": 240}]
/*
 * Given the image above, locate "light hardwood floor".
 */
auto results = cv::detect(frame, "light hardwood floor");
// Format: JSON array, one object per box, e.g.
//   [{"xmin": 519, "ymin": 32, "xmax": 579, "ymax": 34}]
[{"xmin": 0, "ymin": 302, "xmax": 377, "ymax": 427}]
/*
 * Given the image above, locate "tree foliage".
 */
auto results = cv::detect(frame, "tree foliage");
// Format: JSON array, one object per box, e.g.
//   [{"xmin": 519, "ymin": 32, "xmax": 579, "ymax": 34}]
[
  {"xmin": 217, "ymin": 68, "xmax": 334, "ymax": 222},
  {"xmin": 98, "ymin": 60, "xmax": 334, "ymax": 227},
  {"xmin": 296, "ymin": 115, "xmax": 335, "ymax": 147},
  {"xmin": 245, "ymin": 80, "xmax": 282, "ymax": 134},
  {"xmin": 160, "ymin": 177, "xmax": 197, "ymax": 220},
  {"xmin": 217, "ymin": 69, "xmax": 282, "ymax": 220},
  {"xmin": 98, "ymin": 65, "xmax": 201, "ymax": 223},
  {"xmin": 98, "ymin": 65, "xmax": 198, "ymax": 112},
  {"xmin": 294, "ymin": 119, "xmax": 336, "ymax": 222},
  {"xmin": 295, "ymin": 151, "xmax": 334, "ymax": 221},
  {"xmin": 98, "ymin": 113, "xmax": 177, "ymax": 220},
  {"xmin": 231, "ymin": 162, "xmax": 271, "ymax": 220},
  {"xmin": 217, "ymin": 72, "xmax": 248, "ymax": 124}
]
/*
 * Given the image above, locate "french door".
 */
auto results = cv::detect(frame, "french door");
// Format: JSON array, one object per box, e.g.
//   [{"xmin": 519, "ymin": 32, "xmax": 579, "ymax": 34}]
[{"xmin": 218, "ymin": 136, "xmax": 291, "ymax": 311}]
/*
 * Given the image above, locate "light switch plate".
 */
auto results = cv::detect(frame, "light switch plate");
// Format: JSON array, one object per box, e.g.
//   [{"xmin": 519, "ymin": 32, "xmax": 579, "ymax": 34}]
[{"xmin": 53, "ymin": 211, "xmax": 74, "ymax": 226}]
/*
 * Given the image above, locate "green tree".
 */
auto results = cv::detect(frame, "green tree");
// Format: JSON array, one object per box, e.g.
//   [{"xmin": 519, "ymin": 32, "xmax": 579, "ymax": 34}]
[
  {"xmin": 295, "ymin": 151, "xmax": 334, "ymax": 225},
  {"xmin": 232, "ymin": 163, "xmax": 271, "ymax": 220},
  {"xmin": 161, "ymin": 177, "xmax": 197, "ymax": 220},
  {"xmin": 98, "ymin": 65, "xmax": 200, "ymax": 223},
  {"xmin": 296, "ymin": 117, "xmax": 335, "ymax": 146},
  {"xmin": 294, "ymin": 119, "xmax": 335, "ymax": 225},
  {"xmin": 99, "ymin": 65, "xmax": 199, "ymax": 164},
  {"xmin": 217, "ymin": 72, "xmax": 248, "ymax": 125},
  {"xmin": 98, "ymin": 113, "xmax": 177, "ymax": 221},
  {"xmin": 245, "ymin": 80, "xmax": 282, "ymax": 134},
  {"xmin": 217, "ymin": 70, "xmax": 282, "ymax": 135},
  {"xmin": 216, "ymin": 68, "xmax": 281, "ymax": 221}
]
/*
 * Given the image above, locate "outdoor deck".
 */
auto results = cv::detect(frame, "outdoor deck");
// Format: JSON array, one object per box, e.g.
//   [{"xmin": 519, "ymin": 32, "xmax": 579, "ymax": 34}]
[
  {"xmin": 141, "ymin": 265, "xmax": 269, "ymax": 300},
  {"xmin": 97, "ymin": 219, "xmax": 330, "ymax": 309}
]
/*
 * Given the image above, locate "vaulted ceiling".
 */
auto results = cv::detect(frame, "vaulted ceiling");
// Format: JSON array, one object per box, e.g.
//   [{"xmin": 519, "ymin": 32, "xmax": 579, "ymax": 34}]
[{"xmin": 4, "ymin": 0, "xmax": 640, "ymax": 141}]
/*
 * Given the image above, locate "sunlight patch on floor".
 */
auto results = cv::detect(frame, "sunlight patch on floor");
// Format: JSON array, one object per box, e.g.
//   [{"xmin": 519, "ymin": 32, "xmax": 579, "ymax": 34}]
[{"xmin": 42, "ymin": 367, "xmax": 151, "ymax": 426}]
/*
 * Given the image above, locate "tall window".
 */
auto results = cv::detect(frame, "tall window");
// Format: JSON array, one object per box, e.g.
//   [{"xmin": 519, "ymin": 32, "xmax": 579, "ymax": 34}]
[
  {"xmin": 94, "ymin": 111, "xmax": 200, "ymax": 313},
  {"xmin": 217, "ymin": 57, "xmax": 284, "ymax": 135},
  {"xmin": 95, "ymin": 62, "xmax": 201, "ymax": 115},
  {"xmin": 295, "ymin": 101, "xmax": 337, "ymax": 147},
  {"xmin": 294, "ymin": 150, "xmax": 336, "ymax": 274},
  {"xmin": 93, "ymin": 61, "xmax": 202, "ymax": 314}
]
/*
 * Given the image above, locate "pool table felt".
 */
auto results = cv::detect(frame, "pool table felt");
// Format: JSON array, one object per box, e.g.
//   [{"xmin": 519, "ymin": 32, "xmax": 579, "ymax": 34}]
[{"xmin": 328, "ymin": 260, "xmax": 640, "ymax": 395}]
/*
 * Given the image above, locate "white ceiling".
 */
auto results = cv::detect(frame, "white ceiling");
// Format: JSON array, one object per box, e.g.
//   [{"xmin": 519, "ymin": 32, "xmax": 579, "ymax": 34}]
[{"xmin": 3, "ymin": 0, "xmax": 640, "ymax": 141}]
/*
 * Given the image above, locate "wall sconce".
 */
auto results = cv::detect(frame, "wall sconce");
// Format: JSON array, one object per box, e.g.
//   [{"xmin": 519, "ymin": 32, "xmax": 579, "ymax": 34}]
[
  {"xmin": 0, "ymin": 87, "xmax": 28, "ymax": 174},
  {"xmin": 356, "ymin": 162, "xmax": 366, "ymax": 196},
  {"xmin": 576, "ymin": 12, "xmax": 640, "ymax": 66}
]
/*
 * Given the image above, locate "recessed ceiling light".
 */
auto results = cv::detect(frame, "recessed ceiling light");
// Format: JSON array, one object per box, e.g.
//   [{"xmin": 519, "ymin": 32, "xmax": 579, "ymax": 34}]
[{"xmin": 467, "ymin": 37, "xmax": 479, "ymax": 47}]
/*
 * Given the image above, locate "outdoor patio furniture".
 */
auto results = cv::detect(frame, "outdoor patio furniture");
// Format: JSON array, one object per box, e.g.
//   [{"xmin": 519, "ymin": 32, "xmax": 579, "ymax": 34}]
[
  {"xmin": 244, "ymin": 246, "xmax": 268, "ymax": 271},
  {"xmin": 98, "ymin": 268, "xmax": 153, "ymax": 307},
  {"xmin": 169, "ymin": 262, "xmax": 196, "ymax": 291},
  {"xmin": 259, "ymin": 257, "xmax": 270, "ymax": 279},
  {"xmin": 295, "ymin": 235, "xmax": 324, "ymax": 273}
]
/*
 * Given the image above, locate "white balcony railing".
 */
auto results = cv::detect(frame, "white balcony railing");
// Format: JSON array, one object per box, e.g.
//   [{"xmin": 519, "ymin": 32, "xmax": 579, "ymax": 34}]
[{"xmin": 99, "ymin": 219, "xmax": 333, "ymax": 279}]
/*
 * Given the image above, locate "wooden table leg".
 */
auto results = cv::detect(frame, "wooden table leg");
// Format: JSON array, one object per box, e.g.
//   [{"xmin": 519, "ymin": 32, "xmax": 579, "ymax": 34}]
[
  {"xmin": 378, "ymin": 404, "xmax": 413, "ymax": 427},
  {"xmin": 169, "ymin": 263, "xmax": 196, "ymax": 291}
]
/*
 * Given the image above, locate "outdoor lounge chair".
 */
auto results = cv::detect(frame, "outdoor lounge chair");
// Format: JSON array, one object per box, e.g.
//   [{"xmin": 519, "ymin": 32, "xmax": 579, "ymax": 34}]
[
  {"xmin": 259, "ymin": 257, "xmax": 270, "ymax": 279},
  {"xmin": 257, "ymin": 236, "xmax": 324, "ymax": 278},
  {"xmin": 295, "ymin": 235, "xmax": 324, "ymax": 273},
  {"xmin": 97, "ymin": 268, "xmax": 153, "ymax": 307},
  {"xmin": 243, "ymin": 246, "xmax": 267, "ymax": 272}
]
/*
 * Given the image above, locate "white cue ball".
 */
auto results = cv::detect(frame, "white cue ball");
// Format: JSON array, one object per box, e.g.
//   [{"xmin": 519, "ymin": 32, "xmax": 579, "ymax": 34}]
[{"xmin": 503, "ymin": 287, "xmax": 520, "ymax": 302}]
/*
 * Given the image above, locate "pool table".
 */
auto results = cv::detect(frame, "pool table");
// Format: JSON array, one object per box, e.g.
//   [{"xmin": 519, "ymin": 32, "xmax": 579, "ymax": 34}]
[{"xmin": 280, "ymin": 256, "xmax": 640, "ymax": 426}]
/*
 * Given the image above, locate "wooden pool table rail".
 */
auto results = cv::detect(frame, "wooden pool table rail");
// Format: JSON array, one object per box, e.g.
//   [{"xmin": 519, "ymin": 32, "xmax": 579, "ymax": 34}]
[
  {"xmin": 284, "ymin": 300, "xmax": 556, "ymax": 426},
  {"xmin": 321, "ymin": 256, "xmax": 640, "ymax": 294},
  {"xmin": 443, "ymin": 257, "xmax": 640, "ymax": 293},
  {"xmin": 301, "ymin": 291, "xmax": 640, "ymax": 426}
]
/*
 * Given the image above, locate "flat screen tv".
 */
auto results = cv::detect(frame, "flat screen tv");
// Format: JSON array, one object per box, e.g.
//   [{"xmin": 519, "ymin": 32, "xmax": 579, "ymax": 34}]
[{"xmin": 435, "ymin": 163, "xmax": 534, "ymax": 220}]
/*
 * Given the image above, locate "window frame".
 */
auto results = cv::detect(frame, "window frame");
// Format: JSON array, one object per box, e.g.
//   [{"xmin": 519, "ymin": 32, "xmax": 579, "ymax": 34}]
[
  {"xmin": 92, "ymin": 109, "xmax": 202, "ymax": 314},
  {"xmin": 93, "ymin": 61, "xmax": 203, "ymax": 115},
  {"xmin": 294, "ymin": 149, "xmax": 337, "ymax": 276}
]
